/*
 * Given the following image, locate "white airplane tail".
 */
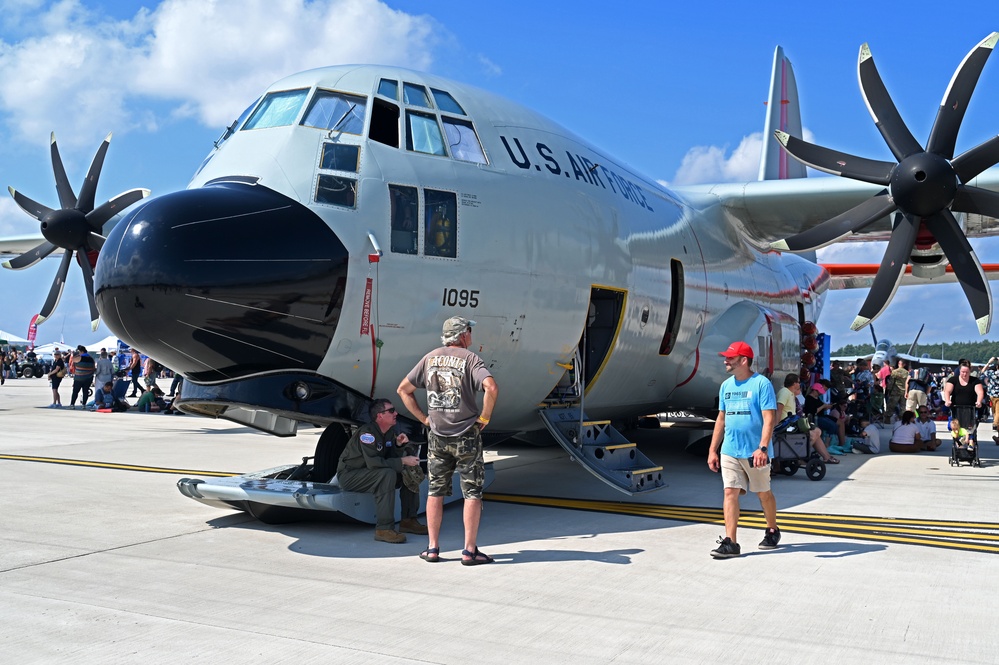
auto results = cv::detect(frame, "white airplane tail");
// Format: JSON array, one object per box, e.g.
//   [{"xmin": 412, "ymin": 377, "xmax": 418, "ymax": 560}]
[{"xmin": 758, "ymin": 46, "xmax": 806, "ymax": 181}]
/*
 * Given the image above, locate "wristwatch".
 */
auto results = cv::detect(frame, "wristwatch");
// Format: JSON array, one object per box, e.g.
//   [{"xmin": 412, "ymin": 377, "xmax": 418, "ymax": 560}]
[{"xmin": 759, "ymin": 445, "xmax": 768, "ymax": 453}]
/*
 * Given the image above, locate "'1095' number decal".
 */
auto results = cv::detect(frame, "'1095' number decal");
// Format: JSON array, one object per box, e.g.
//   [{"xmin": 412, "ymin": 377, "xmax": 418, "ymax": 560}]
[{"xmin": 442, "ymin": 288, "xmax": 479, "ymax": 307}]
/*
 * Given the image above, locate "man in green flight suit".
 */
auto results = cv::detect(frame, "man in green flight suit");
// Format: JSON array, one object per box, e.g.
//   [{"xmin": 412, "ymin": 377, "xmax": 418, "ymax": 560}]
[{"xmin": 337, "ymin": 398, "xmax": 427, "ymax": 543}]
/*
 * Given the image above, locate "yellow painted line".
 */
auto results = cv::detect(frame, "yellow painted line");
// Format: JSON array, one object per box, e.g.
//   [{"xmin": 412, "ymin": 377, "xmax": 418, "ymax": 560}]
[
  {"xmin": 483, "ymin": 493, "xmax": 999, "ymax": 554},
  {"xmin": 603, "ymin": 443, "xmax": 637, "ymax": 450},
  {"xmin": 631, "ymin": 466, "xmax": 664, "ymax": 475},
  {"xmin": 0, "ymin": 454, "xmax": 239, "ymax": 477}
]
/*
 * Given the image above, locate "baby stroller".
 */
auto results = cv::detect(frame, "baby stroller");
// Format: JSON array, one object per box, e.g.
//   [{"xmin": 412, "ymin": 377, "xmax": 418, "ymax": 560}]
[
  {"xmin": 949, "ymin": 407, "xmax": 982, "ymax": 468},
  {"xmin": 772, "ymin": 415, "xmax": 826, "ymax": 481}
]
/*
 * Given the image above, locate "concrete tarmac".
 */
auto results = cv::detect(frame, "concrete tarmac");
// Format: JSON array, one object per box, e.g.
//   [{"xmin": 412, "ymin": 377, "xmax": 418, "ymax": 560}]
[{"xmin": 2, "ymin": 378, "xmax": 998, "ymax": 664}]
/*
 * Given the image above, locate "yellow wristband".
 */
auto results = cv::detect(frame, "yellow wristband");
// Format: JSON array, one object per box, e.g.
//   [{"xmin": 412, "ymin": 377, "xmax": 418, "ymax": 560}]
[{"xmin": 477, "ymin": 416, "xmax": 490, "ymax": 424}]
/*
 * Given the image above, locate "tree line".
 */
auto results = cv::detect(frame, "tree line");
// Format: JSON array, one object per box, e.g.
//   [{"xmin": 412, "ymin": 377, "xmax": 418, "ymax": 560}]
[{"xmin": 832, "ymin": 340, "xmax": 999, "ymax": 363}]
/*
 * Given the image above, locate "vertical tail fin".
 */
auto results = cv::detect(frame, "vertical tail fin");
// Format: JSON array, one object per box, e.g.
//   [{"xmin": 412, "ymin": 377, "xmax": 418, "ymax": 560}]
[{"xmin": 758, "ymin": 46, "xmax": 806, "ymax": 181}]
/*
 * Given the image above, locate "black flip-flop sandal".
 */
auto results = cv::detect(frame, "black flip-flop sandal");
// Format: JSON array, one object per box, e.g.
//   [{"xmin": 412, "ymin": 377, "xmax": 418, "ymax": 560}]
[
  {"xmin": 419, "ymin": 547, "xmax": 440, "ymax": 562},
  {"xmin": 461, "ymin": 548, "xmax": 494, "ymax": 566}
]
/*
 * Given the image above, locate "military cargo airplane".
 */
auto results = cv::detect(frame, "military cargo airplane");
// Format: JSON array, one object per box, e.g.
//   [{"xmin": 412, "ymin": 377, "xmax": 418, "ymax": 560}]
[{"xmin": 4, "ymin": 37, "xmax": 999, "ymax": 496}]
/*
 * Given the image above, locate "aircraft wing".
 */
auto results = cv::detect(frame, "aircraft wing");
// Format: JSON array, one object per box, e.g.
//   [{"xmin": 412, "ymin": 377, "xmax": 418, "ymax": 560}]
[
  {"xmin": 896, "ymin": 353, "xmax": 958, "ymax": 367},
  {"xmin": 674, "ymin": 168, "xmax": 999, "ymax": 246},
  {"xmin": 0, "ymin": 234, "xmax": 60, "ymax": 258},
  {"xmin": 821, "ymin": 262, "xmax": 999, "ymax": 290}
]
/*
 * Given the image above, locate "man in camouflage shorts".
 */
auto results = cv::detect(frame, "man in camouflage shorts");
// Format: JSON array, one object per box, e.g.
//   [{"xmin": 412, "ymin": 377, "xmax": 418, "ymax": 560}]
[{"xmin": 398, "ymin": 316, "xmax": 499, "ymax": 565}]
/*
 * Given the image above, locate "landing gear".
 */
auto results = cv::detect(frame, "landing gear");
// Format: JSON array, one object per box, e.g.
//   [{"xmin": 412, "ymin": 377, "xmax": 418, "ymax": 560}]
[{"xmin": 312, "ymin": 423, "xmax": 350, "ymax": 482}]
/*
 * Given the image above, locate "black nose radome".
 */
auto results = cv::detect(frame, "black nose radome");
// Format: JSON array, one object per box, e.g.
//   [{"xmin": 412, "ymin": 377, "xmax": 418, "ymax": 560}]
[{"xmin": 95, "ymin": 182, "xmax": 349, "ymax": 382}]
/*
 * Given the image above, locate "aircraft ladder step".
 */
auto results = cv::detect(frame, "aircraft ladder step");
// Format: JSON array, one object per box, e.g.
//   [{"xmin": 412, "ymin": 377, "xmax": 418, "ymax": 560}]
[{"xmin": 539, "ymin": 407, "xmax": 666, "ymax": 495}]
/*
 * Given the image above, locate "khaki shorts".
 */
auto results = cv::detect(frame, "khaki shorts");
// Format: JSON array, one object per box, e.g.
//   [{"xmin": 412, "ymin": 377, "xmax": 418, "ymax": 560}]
[
  {"xmin": 905, "ymin": 390, "xmax": 927, "ymax": 412},
  {"xmin": 720, "ymin": 454, "xmax": 771, "ymax": 494}
]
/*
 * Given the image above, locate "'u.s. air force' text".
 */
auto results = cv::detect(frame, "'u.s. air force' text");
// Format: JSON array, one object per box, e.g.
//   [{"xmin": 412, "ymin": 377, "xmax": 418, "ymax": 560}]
[{"xmin": 499, "ymin": 135, "xmax": 653, "ymax": 212}]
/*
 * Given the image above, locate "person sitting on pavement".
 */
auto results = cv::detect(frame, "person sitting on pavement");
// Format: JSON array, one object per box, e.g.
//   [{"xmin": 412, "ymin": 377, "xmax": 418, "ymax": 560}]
[
  {"xmin": 91, "ymin": 381, "xmax": 116, "ymax": 411},
  {"xmin": 776, "ymin": 373, "xmax": 839, "ymax": 464},
  {"xmin": 889, "ymin": 410, "xmax": 923, "ymax": 453},
  {"xmin": 136, "ymin": 385, "xmax": 166, "ymax": 412},
  {"xmin": 915, "ymin": 408, "xmax": 940, "ymax": 451},
  {"xmin": 336, "ymin": 398, "xmax": 427, "ymax": 544}
]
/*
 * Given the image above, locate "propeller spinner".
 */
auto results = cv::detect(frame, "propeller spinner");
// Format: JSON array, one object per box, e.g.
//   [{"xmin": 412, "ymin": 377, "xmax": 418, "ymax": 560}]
[
  {"xmin": 771, "ymin": 33, "xmax": 999, "ymax": 335},
  {"xmin": 3, "ymin": 133, "xmax": 149, "ymax": 331}
]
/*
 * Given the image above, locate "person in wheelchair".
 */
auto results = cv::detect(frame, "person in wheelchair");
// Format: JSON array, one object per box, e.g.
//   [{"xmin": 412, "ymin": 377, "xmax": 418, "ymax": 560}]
[{"xmin": 776, "ymin": 373, "xmax": 839, "ymax": 464}]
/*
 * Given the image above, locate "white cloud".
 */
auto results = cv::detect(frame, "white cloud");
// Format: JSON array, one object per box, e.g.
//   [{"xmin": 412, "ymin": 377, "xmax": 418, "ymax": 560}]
[
  {"xmin": 667, "ymin": 132, "xmax": 763, "ymax": 186},
  {"xmin": 0, "ymin": 0, "xmax": 438, "ymax": 149},
  {"xmin": 0, "ymin": 195, "xmax": 36, "ymax": 235}
]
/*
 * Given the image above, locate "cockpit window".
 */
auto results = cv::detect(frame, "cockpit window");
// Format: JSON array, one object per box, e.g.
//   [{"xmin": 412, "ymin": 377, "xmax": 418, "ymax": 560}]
[
  {"xmin": 430, "ymin": 89, "xmax": 465, "ymax": 115},
  {"xmin": 442, "ymin": 117, "xmax": 486, "ymax": 164},
  {"xmin": 242, "ymin": 89, "xmax": 309, "ymax": 130},
  {"xmin": 302, "ymin": 90, "xmax": 367, "ymax": 134},
  {"xmin": 403, "ymin": 82, "xmax": 431, "ymax": 108},
  {"xmin": 406, "ymin": 111, "xmax": 446, "ymax": 156},
  {"xmin": 378, "ymin": 79, "xmax": 399, "ymax": 100},
  {"xmin": 214, "ymin": 97, "xmax": 261, "ymax": 148}
]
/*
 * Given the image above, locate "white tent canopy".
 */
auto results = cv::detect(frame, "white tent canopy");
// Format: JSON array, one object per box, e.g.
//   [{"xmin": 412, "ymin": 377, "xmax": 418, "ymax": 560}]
[{"xmin": 0, "ymin": 329, "xmax": 31, "ymax": 344}]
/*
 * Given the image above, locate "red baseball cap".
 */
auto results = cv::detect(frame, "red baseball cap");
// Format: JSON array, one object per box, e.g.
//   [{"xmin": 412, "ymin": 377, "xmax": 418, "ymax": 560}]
[{"xmin": 719, "ymin": 341, "xmax": 754, "ymax": 360}]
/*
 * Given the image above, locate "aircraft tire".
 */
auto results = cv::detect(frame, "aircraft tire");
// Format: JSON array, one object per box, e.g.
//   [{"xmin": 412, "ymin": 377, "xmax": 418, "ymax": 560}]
[{"xmin": 313, "ymin": 424, "xmax": 350, "ymax": 482}]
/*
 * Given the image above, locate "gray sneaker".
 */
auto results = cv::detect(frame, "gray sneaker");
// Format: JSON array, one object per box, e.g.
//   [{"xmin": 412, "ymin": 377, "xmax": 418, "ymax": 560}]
[
  {"xmin": 710, "ymin": 536, "xmax": 741, "ymax": 559},
  {"xmin": 759, "ymin": 526, "xmax": 781, "ymax": 550}
]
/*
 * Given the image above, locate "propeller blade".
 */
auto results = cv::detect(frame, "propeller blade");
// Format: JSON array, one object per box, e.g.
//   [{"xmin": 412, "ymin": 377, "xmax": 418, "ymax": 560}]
[
  {"xmin": 85, "ymin": 187, "xmax": 150, "ymax": 231},
  {"xmin": 927, "ymin": 33, "xmax": 999, "ymax": 159},
  {"xmin": 952, "ymin": 135, "xmax": 999, "ymax": 183},
  {"xmin": 924, "ymin": 209, "xmax": 992, "ymax": 334},
  {"xmin": 2, "ymin": 240, "xmax": 57, "ymax": 270},
  {"xmin": 49, "ymin": 133, "xmax": 78, "ymax": 209},
  {"xmin": 86, "ymin": 232, "xmax": 106, "ymax": 252},
  {"xmin": 77, "ymin": 249, "xmax": 101, "ymax": 331},
  {"xmin": 951, "ymin": 186, "xmax": 999, "ymax": 219},
  {"xmin": 858, "ymin": 43, "xmax": 923, "ymax": 161},
  {"xmin": 35, "ymin": 250, "xmax": 74, "ymax": 325},
  {"xmin": 772, "ymin": 189, "xmax": 895, "ymax": 252},
  {"xmin": 8, "ymin": 186, "xmax": 53, "ymax": 221},
  {"xmin": 851, "ymin": 212, "xmax": 920, "ymax": 331},
  {"xmin": 77, "ymin": 132, "xmax": 112, "ymax": 214},
  {"xmin": 774, "ymin": 131, "xmax": 894, "ymax": 185}
]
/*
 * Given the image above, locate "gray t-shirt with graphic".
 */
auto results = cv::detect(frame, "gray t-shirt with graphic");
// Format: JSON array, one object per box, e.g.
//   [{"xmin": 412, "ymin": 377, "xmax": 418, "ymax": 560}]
[{"xmin": 406, "ymin": 345, "xmax": 492, "ymax": 437}]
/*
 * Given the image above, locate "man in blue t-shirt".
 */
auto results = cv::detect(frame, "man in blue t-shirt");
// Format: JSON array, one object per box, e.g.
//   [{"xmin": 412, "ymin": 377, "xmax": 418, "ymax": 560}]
[{"xmin": 707, "ymin": 341, "xmax": 780, "ymax": 559}]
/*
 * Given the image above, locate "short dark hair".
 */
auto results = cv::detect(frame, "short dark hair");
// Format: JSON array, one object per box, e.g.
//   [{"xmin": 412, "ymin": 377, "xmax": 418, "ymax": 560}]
[
  {"xmin": 783, "ymin": 373, "xmax": 799, "ymax": 388},
  {"xmin": 369, "ymin": 398, "xmax": 393, "ymax": 421}
]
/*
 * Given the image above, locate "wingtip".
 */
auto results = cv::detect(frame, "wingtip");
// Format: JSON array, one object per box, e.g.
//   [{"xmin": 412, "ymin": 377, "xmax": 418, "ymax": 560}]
[
  {"xmin": 983, "ymin": 32, "xmax": 999, "ymax": 50},
  {"xmin": 35, "ymin": 314, "xmax": 48, "ymax": 326},
  {"xmin": 773, "ymin": 130, "xmax": 790, "ymax": 147},
  {"xmin": 91, "ymin": 319, "xmax": 100, "ymax": 333},
  {"xmin": 49, "ymin": 131, "xmax": 56, "ymax": 145},
  {"xmin": 104, "ymin": 131, "xmax": 113, "ymax": 143},
  {"xmin": 977, "ymin": 315, "xmax": 991, "ymax": 336},
  {"xmin": 771, "ymin": 239, "xmax": 790, "ymax": 252},
  {"xmin": 850, "ymin": 316, "xmax": 871, "ymax": 332},
  {"xmin": 859, "ymin": 43, "xmax": 872, "ymax": 63},
  {"xmin": 1, "ymin": 260, "xmax": 11, "ymax": 269}
]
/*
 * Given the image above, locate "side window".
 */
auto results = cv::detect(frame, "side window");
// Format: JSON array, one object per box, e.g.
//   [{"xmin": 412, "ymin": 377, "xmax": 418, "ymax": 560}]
[
  {"xmin": 403, "ymin": 82, "xmax": 431, "ymax": 108},
  {"xmin": 442, "ymin": 117, "xmax": 486, "ymax": 164},
  {"xmin": 389, "ymin": 185, "xmax": 419, "ymax": 255},
  {"xmin": 406, "ymin": 111, "xmax": 446, "ymax": 156},
  {"xmin": 430, "ymin": 89, "xmax": 465, "ymax": 115},
  {"xmin": 243, "ymin": 89, "xmax": 309, "ymax": 130},
  {"xmin": 425, "ymin": 190, "xmax": 457, "ymax": 258},
  {"xmin": 301, "ymin": 90, "xmax": 367, "ymax": 134},
  {"xmin": 320, "ymin": 143, "xmax": 360, "ymax": 172},
  {"xmin": 369, "ymin": 98, "xmax": 400, "ymax": 148},
  {"xmin": 316, "ymin": 175, "xmax": 357, "ymax": 209},
  {"xmin": 378, "ymin": 78, "xmax": 399, "ymax": 100}
]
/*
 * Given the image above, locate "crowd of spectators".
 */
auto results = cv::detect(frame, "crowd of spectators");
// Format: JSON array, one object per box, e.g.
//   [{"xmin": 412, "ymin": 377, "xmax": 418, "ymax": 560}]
[{"xmin": 0, "ymin": 344, "xmax": 185, "ymax": 415}]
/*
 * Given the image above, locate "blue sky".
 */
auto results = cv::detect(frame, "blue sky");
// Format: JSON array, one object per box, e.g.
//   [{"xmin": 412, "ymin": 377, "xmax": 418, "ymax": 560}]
[{"xmin": 1, "ymin": 0, "xmax": 998, "ymax": 351}]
